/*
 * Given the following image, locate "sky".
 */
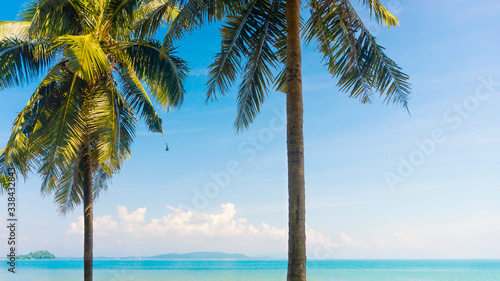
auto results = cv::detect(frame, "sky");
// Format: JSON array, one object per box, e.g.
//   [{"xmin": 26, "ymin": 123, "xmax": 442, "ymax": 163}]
[{"xmin": 1, "ymin": 0, "xmax": 500, "ymax": 260}]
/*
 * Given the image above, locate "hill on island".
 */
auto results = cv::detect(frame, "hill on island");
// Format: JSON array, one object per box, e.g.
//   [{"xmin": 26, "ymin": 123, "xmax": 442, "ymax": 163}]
[
  {"xmin": 149, "ymin": 251, "xmax": 250, "ymax": 260},
  {"xmin": 18, "ymin": 250, "xmax": 55, "ymax": 260}
]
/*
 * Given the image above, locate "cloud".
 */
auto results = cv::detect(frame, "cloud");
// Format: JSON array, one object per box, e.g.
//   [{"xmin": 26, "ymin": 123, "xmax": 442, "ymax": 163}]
[
  {"xmin": 66, "ymin": 204, "xmax": 500, "ymax": 259},
  {"xmin": 189, "ymin": 67, "xmax": 209, "ymax": 77},
  {"xmin": 67, "ymin": 215, "xmax": 118, "ymax": 237},
  {"xmin": 307, "ymin": 227, "xmax": 339, "ymax": 248},
  {"xmin": 66, "ymin": 203, "xmax": 334, "ymax": 256},
  {"xmin": 340, "ymin": 232, "xmax": 353, "ymax": 245},
  {"xmin": 118, "ymin": 206, "xmax": 146, "ymax": 224},
  {"xmin": 82, "ymin": 203, "xmax": 287, "ymax": 240}
]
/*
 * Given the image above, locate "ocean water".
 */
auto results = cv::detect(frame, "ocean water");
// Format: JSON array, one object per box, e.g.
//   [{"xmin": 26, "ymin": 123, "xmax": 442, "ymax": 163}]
[{"xmin": 1, "ymin": 259, "xmax": 500, "ymax": 281}]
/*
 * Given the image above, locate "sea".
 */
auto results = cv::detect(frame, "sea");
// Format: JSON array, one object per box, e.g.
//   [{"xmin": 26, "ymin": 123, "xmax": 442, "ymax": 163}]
[{"xmin": 1, "ymin": 259, "xmax": 500, "ymax": 281}]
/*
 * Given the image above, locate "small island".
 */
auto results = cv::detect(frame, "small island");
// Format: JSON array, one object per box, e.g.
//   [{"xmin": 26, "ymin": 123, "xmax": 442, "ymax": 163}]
[{"xmin": 18, "ymin": 250, "xmax": 56, "ymax": 260}]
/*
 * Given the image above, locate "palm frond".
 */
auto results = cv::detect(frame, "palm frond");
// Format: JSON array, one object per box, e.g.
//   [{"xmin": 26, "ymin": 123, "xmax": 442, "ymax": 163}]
[
  {"xmin": 0, "ymin": 114, "xmax": 31, "ymax": 177},
  {"xmin": 235, "ymin": 0, "xmax": 285, "ymax": 131},
  {"xmin": 134, "ymin": 0, "xmax": 179, "ymax": 40},
  {"xmin": 56, "ymin": 34, "xmax": 111, "ymax": 82},
  {"xmin": 0, "ymin": 38, "xmax": 55, "ymax": 90},
  {"xmin": 53, "ymin": 145, "xmax": 84, "ymax": 214},
  {"xmin": 91, "ymin": 164, "xmax": 112, "ymax": 199},
  {"xmin": 0, "ymin": 63, "xmax": 67, "ymax": 178},
  {"xmin": 0, "ymin": 21, "xmax": 30, "ymax": 40},
  {"xmin": 358, "ymin": 0, "xmax": 399, "ymax": 27},
  {"xmin": 160, "ymin": 0, "xmax": 245, "ymax": 46},
  {"xmin": 20, "ymin": 0, "xmax": 88, "ymax": 37},
  {"xmin": 117, "ymin": 59, "xmax": 164, "ymax": 133},
  {"xmin": 0, "ymin": 173, "xmax": 13, "ymax": 191},
  {"xmin": 273, "ymin": 28, "xmax": 287, "ymax": 93},
  {"xmin": 305, "ymin": 0, "xmax": 410, "ymax": 107},
  {"xmin": 161, "ymin": 0, "xmax": 206, "ymax": 44},
  {"xmin": 120, "ymin": 39, "xmax": 188, "ymax": 109},
  {"xmin": 102, "ymin": 0, "xmax": 142, "ymax": 36},
  {"xmin": 89, "ymin": 77, "xmax": 136, "ymax": 174},
  {"xmin": 37, "ymin": 73, "xmax": 87, "ymax": 194},
  {"xmin": 206, "ymin": 0, "xmax": 260, "ymax": 101}
]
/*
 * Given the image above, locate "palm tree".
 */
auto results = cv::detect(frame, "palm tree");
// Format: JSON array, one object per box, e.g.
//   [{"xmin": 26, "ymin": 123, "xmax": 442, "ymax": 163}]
[
  {"xmin": 0, "ymin": 1, "xmax": 187, "ymax": 280},
  {"xmin": 131, "ymin": 0, "xmax": 410, "ymax": 280}
]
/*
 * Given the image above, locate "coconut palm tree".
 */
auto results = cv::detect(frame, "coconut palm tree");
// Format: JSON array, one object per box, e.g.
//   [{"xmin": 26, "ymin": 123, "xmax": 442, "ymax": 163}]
[
  {"xmin": 131, "ymin": 0, "xmax": 410, "ymax": 280},
  {"xmin": 0, "ymin": 1, "xmax": 187, "ymax": 280}
]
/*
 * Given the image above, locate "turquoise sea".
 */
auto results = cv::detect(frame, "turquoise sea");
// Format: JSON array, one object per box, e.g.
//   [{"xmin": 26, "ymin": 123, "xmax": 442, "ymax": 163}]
[{"xmin": 1, "ymin": 260, "xmax": 500, "ymax": 280}]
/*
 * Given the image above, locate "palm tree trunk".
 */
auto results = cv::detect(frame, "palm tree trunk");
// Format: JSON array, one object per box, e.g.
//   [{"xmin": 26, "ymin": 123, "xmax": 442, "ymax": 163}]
[
  {"xmin": 83, "ymin": 138, "xmax": 93, "ymax": 281},
  {"xmin": 285, "ymin": 0, "xmax": 306, "ymax": 280}
]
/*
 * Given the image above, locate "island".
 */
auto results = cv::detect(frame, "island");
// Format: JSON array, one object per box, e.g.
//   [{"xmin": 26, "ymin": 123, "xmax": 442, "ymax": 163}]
[{"xmin": 18, "ymin": 250, "xmax": 56, "ymax": 260}]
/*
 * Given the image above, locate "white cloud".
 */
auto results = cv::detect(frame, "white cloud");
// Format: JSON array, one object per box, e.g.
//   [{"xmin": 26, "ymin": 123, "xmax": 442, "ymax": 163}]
[
  {"xmin": 102, "ymin": 203, "xmax": 287, "ymax": 240},
  {"xmin": 66, "ymin": 203, "xmax": 334, "ymax": 256},
  {"xmin": 189, "ymin": 67, "xmax": 209, "ymax": 77},
  {"xmin": 67, "ymin": 215, "xmax": 118, "ymax": 237},
  {"xmin": 118, "ymin": 206, "xmax": 146, "ymax": 224},
  {"xmin": 307, "ymin": 227, "xmax": 339, "ymax": 248},
  {"xmin": 66, "ymin": 205, "xmax": 500, "ymax": 259},
  {"xmin": 340, "ymin": 232, "xmax": 353, "ymax": 245}
]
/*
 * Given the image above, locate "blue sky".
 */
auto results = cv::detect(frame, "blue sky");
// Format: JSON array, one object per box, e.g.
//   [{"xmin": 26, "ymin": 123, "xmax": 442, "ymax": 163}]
[{"xmin": 1, "ymin": 0, "xmax": 500, "ymax": 259}]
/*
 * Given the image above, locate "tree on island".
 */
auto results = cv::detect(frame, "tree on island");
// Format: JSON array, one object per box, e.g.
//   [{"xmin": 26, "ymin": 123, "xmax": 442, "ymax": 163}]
[
  {"xmin": 0, "ymin": 1, "xmax": 187, "ymax": 281},
  {"xmin": 18, "ymin": 250, "xmax": 56, "ymax": 260},
  {"xmin": 138, "ymin": 0, "xmax": 410, "ymax": 280}
]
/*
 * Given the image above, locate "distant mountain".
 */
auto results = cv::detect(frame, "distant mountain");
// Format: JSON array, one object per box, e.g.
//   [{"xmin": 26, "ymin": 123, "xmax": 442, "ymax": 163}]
[{"xmin": 149, "ymin": 251, "xmax": 251, "ymax": 260}]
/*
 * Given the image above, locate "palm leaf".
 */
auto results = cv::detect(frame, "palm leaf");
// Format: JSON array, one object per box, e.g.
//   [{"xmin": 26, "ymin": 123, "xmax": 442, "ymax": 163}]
[
  {"xmin": 0, "ymin": 21, "xmax": 30, "ymax": 40},
  {"xmin": 121, "ymin": 39, "xmax": 188, "ymax": 109},
  {"xmin": 235, "ymin": 0, "xmax": 284, "ymax": 130},
  {"xmin": 56, "ymin": 34, "xmax": 111, "ymax": 82},
  {"xmin": 0, "ymin": 63, "xmax": 67, "ymax": 177},
  {"xmin": 37, "ymin": 73, "xmax": 86, "ymax": 193},
  {"xmin": 20, "ymin": 0, "xmax": 89, "ymax": 37},
  {"xmin": 160, "ymin": 0, "xmax": 245, "ymax": 46},
  {"xmin": 116, "ymin": 58, "xmax": 164, "ymax": 133},
  {"xmin": 134, "ymin": 0, "xmax": 180, "ymax": 40},
  {"xmin": 89, "ymin": 77, "xmax": 135, "ymax": 174},
  {"xmin": 0, "ymin": 38, "xmax": 55, "ymax": 90},
  {"xmin": 358, "ymin": 0, "xmax": 399, "ymax": 27},
  {"xmin": 273, "ymin": 28, "xmax": 287, "ymax": 93},
  {"xmin": 206, "ymin": 0, "xmax": 260, "ymax": 101},
  {"xmin": 0, "ymin": 173, "xmax": 13, "ymax": 191},
  {"xmin": 305, "ymin": 0, "xmax": 410, "ymax": 107},
  {"xmin": 102, "ymin": 0, "xmax": 142, "ymax": 36},
  {"xmin": 0, "ymin": 114, "xmax": 31, "ymax": 177},
  {"xmin": 53, "ymin": 145, "xmax": 84, "ymax": 214}
]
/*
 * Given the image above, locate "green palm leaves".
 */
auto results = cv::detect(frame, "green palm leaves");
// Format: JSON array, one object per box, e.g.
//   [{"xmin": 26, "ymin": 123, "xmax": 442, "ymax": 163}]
[
  {"xmin": 306, "ymin": 0, "xmax": 410, "ymax": 107},
  {"xmin": 0, "ymin": 0, "xmax": 188, "ymax": 214},
  {"xmin": 212, "ymin": 0, "xmax": 410, "ymax": 130},
  {"xmin": 206, "ymin": 0, "xmax": 286, "ymax": 130},
  {"xmin": 57, "ymin": 35, "xmax": 111, "ymax": 81},
  {"xmin": 138, "ymin": 0, "xmax": 410, "ymax": 130}
]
